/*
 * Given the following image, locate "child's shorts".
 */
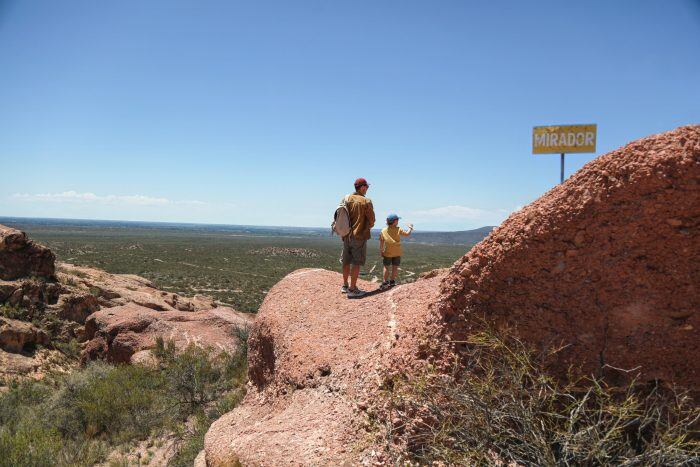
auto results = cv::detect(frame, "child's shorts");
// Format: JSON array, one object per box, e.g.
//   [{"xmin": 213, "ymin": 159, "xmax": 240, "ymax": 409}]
[{"xmin": 382, "ymin": 256, "xmax": 401, "ymax": 266}]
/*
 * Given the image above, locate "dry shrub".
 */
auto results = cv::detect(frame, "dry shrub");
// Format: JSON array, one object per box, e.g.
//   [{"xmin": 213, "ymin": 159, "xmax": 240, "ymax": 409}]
[{"xmin": 384, "ymin": 332, "xmax": 699, "ymax": 466}]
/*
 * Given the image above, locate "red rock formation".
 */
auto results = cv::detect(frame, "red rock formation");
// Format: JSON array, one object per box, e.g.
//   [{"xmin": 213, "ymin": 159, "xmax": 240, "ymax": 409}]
[
  {"xmin": 204, "ymin": 125, "xmax": 700, "ymax": 465},
  {"xmin": 438, "ymin": 124, "xmax": 699, "ymax": 386},
  {"xmin": 82, "ymin": 303, "xmax": 254, "ymax": 363},
  {"xmin": 0, "ymin": 225, "xmax": 248, "ymax": 383},
  {"xmin": 57, "ymin": 262, "xmax": 217, "ymax": 312},
  {"xmin": 0, "ymin": 317, "xmax": 49, "ymax": 353},
  {"xmin": 205, "ymin": 268, "xmax": 445, "ymax": 466},
  {"xmin": 0, "ymin": 225, "xmax": 55, "ymax": 280}
]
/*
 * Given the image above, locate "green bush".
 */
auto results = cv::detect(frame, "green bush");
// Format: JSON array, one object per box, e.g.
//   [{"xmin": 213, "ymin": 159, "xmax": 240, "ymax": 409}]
[
  {"xmin": 48, "ymin": 362, "xmax": 171, "ymax": 443},
  {"xmin": 154, "ymin": 337, "xmax": 247, "ymax": 413},
  {"xmin": 0, "ymin": 380, "xmax": 51, "ymax": 429},
  {"xmin": 162, "ymin": 344, "xmax": 222, "ymax": 410},
  {"xmin": 153, "ymin": 337, "xmax": 248, "ymax": 464},
  {"xmin": 54, "ymin": 338, "xmax": 81, "ymax": 359},
  {"xmin": 230, "ymin": 324, "xmax": 250, "ymax": 359},
  {"xmin": 382, "ymin": 332, "xmax": 700, "ymax": 465},
  {"xmin": 169, "ymin": 410, "xmax": 210, "ymax": 467},
  {"xmin": 0, "ymin": 423, "xmax": 63, "ymax": 467},
  {"xmin": 0, "ymin": 380, "xmax": 107, "ymax": 467},
  {"xmin": 0, "ymin": 340, "xmax": 248, "ymax": 466},
  {"xmin": 0, "ymin": 304, "xmax": 33, "ymax": 321}
]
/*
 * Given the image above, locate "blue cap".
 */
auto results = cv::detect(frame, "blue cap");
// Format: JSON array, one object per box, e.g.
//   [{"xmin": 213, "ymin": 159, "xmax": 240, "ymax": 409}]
[{"xmin": 387, "ymin": 213, "xmax": 400, "ymax": 222}]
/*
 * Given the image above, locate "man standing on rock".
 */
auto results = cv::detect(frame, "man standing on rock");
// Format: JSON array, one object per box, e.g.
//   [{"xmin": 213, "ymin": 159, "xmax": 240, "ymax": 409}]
[{"xmin": 341, "ymin": 178, "xmax": 375, "ymax": 298}]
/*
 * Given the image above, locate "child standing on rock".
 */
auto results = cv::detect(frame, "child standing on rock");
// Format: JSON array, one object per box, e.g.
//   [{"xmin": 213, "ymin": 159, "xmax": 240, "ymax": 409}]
[{"xmin": 379, "ymin": 214, "xmax": 413, "ymax": 290}]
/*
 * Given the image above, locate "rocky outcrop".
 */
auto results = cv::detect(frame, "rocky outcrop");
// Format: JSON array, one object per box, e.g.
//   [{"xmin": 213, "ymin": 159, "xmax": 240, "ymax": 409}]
[
  {"xmin": 56, "ymin": 293, "xmax": 100, "ymax": 324},
  {"xmin": 0, "ymin": 225, "xmax": 55, "ymax": 280},
  {"xmin": 205, "ymin": 269, "xmax": 445, "ymax": 466},
  {"xmin": 0, "ymin": 348, "xmax": 69, "ymax": 379},
  {"xmin": 0, "ymin": 225, "xmax": 248, "ymax": 385},
  {"xmin": 56, "ymin": 262, "xmax": 217, "ymax": 312},
  {"xmin": 0, "ymin": 278, "xmax": 61, "ymax": 310},
  {"xmin": 0, "ymin": 317, "xmax": 49, "ymax": 353},
  {"xmin": 204, "ymin": 126, "xmax": 700, "ymax": 465},
  {"xmin": 82, "ymin": 303, "xmax": 254, "ymax": 363},
  {"xmin": 438, "ymin": 124, "xmax": 699, "ymax": 386}
]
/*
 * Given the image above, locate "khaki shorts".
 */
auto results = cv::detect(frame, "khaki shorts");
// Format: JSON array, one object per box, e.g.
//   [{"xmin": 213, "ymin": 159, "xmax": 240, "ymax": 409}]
[
  {"xmin": 341, "ymin": 237, "xmax": 367, "ymax": 266},
  {"xmin": 382, "ymin": 256, "xmax": 401, "ymax": 266}
]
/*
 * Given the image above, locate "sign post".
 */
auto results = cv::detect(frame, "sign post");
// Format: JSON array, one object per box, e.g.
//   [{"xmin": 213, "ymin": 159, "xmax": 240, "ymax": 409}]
[
  {"xmin": 532, "ymin": 124, "xmax": 597, "ymax": 183},
  {"xmin": 560, "ymin": 153, "xmax": 565, "ymax": 184}
]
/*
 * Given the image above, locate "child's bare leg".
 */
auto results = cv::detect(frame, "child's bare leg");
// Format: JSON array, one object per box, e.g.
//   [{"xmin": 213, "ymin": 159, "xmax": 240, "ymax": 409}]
[
  {"xmin": 391, "ymin": 265, "xmax": 399, "ymax": 281},
  {"xmin": 383, "ymin": 265, "xmax": 390, "ymax": 282}
]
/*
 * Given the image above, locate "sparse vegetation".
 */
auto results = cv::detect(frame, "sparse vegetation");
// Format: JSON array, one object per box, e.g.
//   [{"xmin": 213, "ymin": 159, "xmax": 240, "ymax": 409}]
[
  {"xmin": 0, "ymin": 341, "xmax": 247, "ymax": 466},
  {"xmin": 1, "ymin": 304, "xmax": 73, "ymax": 355},
  {"xmin": 65, "ymin": 269, "xmax": 88, "ymax": 279},
  {"xmin": 54, "ymin": 338, "xmax": 81, "ymax": 359},
  {"xmin": 249, "ymin": 246, "xmax": 321, "ymax": 258},
  {"xmin": 13, "ymin": 221, "xmax": 467, "ymax": 312},
  {"xmin": 0, "ymin": 303, "xmax": 34, "ymax": 321},
  {"xmin": 380, "ymin": 331, "xmax": 700, "ymax": 465}
]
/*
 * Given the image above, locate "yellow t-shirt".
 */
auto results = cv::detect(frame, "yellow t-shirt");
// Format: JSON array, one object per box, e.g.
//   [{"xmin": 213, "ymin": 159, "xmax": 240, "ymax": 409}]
[{"xmin": 380, "ymin": 226, "xmax": 410, "ymax": 258}]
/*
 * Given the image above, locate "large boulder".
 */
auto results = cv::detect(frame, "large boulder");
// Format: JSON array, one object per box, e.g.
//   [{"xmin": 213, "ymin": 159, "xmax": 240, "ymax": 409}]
[
  {"xmin": 0, "ymin": 225, "xmax": 55, "ymax": 280},
  {"xmin": 438, "ymin": 124, "xmax": 699, "ymax": 386},
  {"xmin": 82, "ymin": 303, "xmax": 254, "ymax": 363},
  {"xmin": 204, "ymin": 125, "xmax": 699, "ymax": 466},
  {"xmin": 205, "ymin": 268, "xmax": 445, "ymax": 466}
]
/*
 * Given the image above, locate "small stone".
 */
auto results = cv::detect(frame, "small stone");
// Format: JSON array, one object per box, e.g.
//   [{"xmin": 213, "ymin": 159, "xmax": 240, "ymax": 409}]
[
  {"xmin": 573, "ymin": 230, "xmax": 586, "ymax": 247},
  {"xmin": 553, "ymin": 260, "xmax": 566, "ymax": 273},
  {"xmin": 666, "ymin": 218, "xmax": 683, "ymax": 227},
  {"xmin": 667, "ymin": 309, "xmax": 693, "ymax": 320}
]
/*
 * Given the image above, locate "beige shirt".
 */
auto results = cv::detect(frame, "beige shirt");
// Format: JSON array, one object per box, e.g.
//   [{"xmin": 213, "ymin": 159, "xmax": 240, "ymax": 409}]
[{"xmin": 345, "ymin": 192, "xmax": 375, "ymax": 240}]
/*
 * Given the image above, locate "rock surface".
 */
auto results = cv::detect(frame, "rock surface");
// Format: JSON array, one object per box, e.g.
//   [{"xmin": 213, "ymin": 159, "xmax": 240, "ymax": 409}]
[
  {"xmin": 0, "ymin": 347, "xmax": 70, "ymax": 379},
  {"xmin": 0, "ymin": 225, "xmax": 56, "ymax": 280},
  {"xmin": 82, "ymin": 302, "xmax": 254, "ymax": 363},
  {"xmin": 0, "ymin": 317, "xmax": 49, "ymax": 353},
  {"xmin": 204, "ymin": 126, "xmax": 700, "ymax": 465},
  {"xmin": 57, "ymin": 262, "xmax": 217, "ymax": 313},
  {"xmin": 205, "ymin": 268, "xmax": 445, "ymax": 466},
  {"xmin": 0, "ymin": 225, "xmax": 249, "ymax": 384},
  {"xmin": 438, "ymin": 124, "xmax": 700, "ymax": 386}
]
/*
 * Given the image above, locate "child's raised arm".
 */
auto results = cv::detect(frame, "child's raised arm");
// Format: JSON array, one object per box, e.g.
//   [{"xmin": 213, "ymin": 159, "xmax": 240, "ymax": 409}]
[{"xmin": 401, "ymin": 224, "xmax": 414, "ymax": 236}]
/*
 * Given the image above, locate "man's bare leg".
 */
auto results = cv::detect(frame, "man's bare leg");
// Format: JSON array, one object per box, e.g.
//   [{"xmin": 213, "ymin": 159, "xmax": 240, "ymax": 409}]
[
  {"xmin": 350, "ymin": 264, "xmax": 361, "ymax": 289},
  {"xmin": 342, "ymin": 264, "xmax": 350, "ymax": 287}
]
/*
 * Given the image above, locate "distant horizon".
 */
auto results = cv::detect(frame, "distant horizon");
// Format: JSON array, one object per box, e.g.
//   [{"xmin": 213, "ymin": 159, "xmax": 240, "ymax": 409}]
[{"xmin": 0, "ymin": 215, "xmax": 496, "ymax": 234}]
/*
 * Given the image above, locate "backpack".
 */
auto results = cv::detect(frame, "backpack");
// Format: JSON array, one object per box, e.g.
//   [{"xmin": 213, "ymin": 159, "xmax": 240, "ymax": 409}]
[{"xmin": 331, "ymin": 195, "xmax": 351, "ymax": 238}]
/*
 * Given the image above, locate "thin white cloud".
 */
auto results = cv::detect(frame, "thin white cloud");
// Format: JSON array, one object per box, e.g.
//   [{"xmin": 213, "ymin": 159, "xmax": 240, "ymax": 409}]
[
  {"xmin": 12, "ymin": 191, "xmax": 205, "ymax": 206},
  {"xmin": 410, "ymin": 205, "xmax": 490, "ymax": 220},
  {"xmin": 404, "ymin": 205, "xmax": 520, "ymax": 229}
]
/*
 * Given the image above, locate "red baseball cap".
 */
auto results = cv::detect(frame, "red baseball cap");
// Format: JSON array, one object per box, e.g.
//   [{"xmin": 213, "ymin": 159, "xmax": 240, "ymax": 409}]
[{"xmin": 354, "ymin": 177, "xmax": 369, "ymax": 187}]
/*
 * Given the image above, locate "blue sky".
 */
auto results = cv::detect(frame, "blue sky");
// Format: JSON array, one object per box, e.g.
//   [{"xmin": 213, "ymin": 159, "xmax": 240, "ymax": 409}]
[{"xmin": 1, "ymin": 0, "xmax": 698, "ymax": 230}]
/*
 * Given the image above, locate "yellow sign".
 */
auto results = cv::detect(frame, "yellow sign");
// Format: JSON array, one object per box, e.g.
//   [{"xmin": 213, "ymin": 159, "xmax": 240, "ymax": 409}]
[{"xmin": 532, "ymin": 124, "xmax": 597, "ymax": 154}]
